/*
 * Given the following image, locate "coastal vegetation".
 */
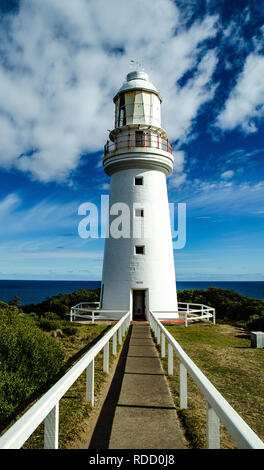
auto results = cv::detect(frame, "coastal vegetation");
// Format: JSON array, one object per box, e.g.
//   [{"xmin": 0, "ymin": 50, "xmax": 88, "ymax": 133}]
[
  {"xmin": 0, "ymin": 293, "xmax": 108, "ymax": 442},
  {"xmin": 0, "ymin": 286, "xmax": 263, "ymax": 448},
  {"xmin": 22, "ymin": 288, "xmax": 100, "ymax": 318},
  {"xmin": 177, "ymin": 286, "xmax": 264, "ymax": 331},
  {"xmin": 0, "ymin": 306, "xmax": 64, "ymax": 430},
  {"xmin": 19, "ymin": 285, "xmax": 264, "ymax": 331}
]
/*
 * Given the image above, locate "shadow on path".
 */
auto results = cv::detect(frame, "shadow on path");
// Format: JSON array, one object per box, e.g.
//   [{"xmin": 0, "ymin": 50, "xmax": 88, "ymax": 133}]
[{"xmin": 88, "ymin": 326, "xmax": 132, "ymax": 449}]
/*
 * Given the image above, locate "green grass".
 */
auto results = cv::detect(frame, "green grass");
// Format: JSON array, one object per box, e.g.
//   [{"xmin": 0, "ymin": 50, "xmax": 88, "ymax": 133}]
[{"xmin": 155, "ymin": 322, "xmax": 264, "ymax": 449}]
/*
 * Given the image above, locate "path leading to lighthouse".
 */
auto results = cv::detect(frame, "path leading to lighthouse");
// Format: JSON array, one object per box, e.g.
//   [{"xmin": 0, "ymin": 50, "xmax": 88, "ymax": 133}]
[{"xmin": 88, "ymin": 323, "xmax": 187, "ymax": 449}]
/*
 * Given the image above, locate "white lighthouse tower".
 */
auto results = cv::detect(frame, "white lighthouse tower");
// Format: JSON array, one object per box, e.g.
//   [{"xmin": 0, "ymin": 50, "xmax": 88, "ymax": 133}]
[{"xmin": 101, "ymin": 70, "xmax": 178, "ymax": 321}]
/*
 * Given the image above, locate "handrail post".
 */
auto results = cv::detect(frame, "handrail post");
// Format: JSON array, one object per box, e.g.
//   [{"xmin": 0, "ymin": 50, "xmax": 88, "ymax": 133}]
[
  {"xmin": 103, "ymin": 341, "xmax": 109, "ymax": 374},
  {"xmin": 206, "ymin": 401, "xmax": 220, "ymax": 449},
  {"xmin": 121, "ymin": 321, "xmax": 124, "ymax": 338},
  {"xmin": 161, "ymin": 333, "xmax": 165, "ymax": 358},
  {"xmin": 157, "ymin": 325, "xmax": 161, "ymax": 345},
  {"xmin": 113, "ymin": 331, "xmax": 117, "ymax": 355},
  {"xmin": 168, "ymin": 343, "xmax": 173, "ymax": 375},
  {"xmin": 86, "ymin": 359, "xmax": 94, "ymax": 406},
  {"xmin": 44, "ymin": 403, "xmax": 59, "ymax": 449},
  {"xmin": 155, "ymin": 320, "xmax": 158, "ymax": 339},
  {"xmin": 123, "ymin": 319, "xmax": 126, "ymax": 337},
  {"xmin": 180, "ymin": 363, "xmax": 188, "ymax": 409},
  {"xmin": 118, "ymin": 325, "xmax": 122, "ymax": 345}
]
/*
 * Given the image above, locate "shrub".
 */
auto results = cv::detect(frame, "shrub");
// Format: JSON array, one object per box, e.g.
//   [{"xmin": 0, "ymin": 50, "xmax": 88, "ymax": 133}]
[
  {"xmin": 23, "ymin": 288, "xmax": 101, "ymax": 319},
  {"xmin": 61, "ymin": 325, "xmax": 78, "ymax": 336},
  {"xmin": 177, "ymin": 287, "xmax": 264, "ymax": 322},
  {"xmin": 0, "ymin": 307, "xmax": 64, "ymax": 428},
  {"xmin": 0, "ymin": 301, "xmax": 8, "ymax": 309},
  {"xmin": 246, "ymin": 314, "xmax": 264, "ymax": 332},
  {"xmin": 38, "ymin": 318, "xmax": 61, "ymax": 332},
  {"xmin": 43, "ymin": 311, "xmax": 61, "ymax": 321}
]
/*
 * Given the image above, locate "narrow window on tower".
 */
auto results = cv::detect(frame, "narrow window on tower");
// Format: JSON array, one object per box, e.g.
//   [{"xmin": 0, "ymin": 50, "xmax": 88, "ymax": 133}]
[
  {"xmin": 135, "ymin": 177, "xmax": 143, "ymax": 186},
  {"xmin": 135, "ymin": 208, "xmax": 144, "ymax": 217},
  {"xmin": 118, "ymin": 93, "xmax": 126, "ymax": 126},
  {"xmin": 135, "ymin": 130, "xmax": 144, "ymax": 146},
  {"xmin": 135, "ymin": 245, "xmax": 145, "ymax": 255}
]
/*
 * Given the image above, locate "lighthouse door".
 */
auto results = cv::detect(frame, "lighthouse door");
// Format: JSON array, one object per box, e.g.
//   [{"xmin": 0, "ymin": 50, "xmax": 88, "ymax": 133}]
[{"xmin": 132, "ymin": 290, "xmax": 146, "ymax": 320}]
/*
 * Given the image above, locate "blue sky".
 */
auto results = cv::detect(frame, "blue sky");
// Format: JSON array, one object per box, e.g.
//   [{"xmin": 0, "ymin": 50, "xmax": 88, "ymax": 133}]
[{"xmin": 0, "ymin": 0, "xmax": 264, "ymax": 281}]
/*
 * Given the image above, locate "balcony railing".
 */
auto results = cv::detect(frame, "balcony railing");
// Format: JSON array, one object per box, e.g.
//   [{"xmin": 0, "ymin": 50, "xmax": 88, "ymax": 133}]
[{"xmin": 104, "ymin": 132, "xmax": 172, "ymax": 156}]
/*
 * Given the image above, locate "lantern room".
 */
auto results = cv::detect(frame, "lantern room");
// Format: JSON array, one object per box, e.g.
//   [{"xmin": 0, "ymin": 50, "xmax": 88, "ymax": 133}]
[{"xmin": 113, "ymin": 71, "xmax": 162, "ymax": 129}]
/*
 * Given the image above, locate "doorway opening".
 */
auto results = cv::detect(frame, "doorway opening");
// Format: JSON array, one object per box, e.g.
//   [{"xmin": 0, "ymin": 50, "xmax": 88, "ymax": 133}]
[{"xmin": 132, "ymin": 289, "xmax": 146, "ymax": 320}]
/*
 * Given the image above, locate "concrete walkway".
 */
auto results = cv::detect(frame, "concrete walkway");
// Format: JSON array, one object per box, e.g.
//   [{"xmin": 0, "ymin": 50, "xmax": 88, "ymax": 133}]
[{"xmin": 88, "ymin": 323, "xmax": 186, "ymax": 449}]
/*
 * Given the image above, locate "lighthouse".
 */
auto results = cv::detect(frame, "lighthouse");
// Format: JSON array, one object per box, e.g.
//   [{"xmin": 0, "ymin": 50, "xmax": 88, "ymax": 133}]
[{"xmin": 101, "ymin": 70, "xmax": 178, "ymax": 321}]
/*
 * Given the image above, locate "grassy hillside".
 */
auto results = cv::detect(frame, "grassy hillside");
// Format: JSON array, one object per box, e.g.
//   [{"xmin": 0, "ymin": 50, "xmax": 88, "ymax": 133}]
[{"xmin": 157, "ymin": 322, "xmax": 264, "ymax": 449}]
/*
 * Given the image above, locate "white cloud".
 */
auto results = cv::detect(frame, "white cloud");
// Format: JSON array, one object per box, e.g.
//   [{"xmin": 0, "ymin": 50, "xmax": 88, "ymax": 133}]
[
  {"xmin": 0, "ymin": 193, "xmax": 21, "ymax": 215},
  {"xmin": 216, "ymin": 53, "xmax": 264, "ymax": 133},
  {"xmin": 0, "ymin": 0, "xmax": 219, "ymax": 183},
  {"xmin": 221, "ymin": 170, "xmax": 234, "ymax": 180},
  {"xmin": 169, "ymin": 173, "xmax": 187, "ymax": 188},
  {"xmin": 184, "ymin": 180, "xmax": 264, "ymax": 215},
  {"xmin": 0, "ymin": 192, "xmax": 78, "ymax": 234}
]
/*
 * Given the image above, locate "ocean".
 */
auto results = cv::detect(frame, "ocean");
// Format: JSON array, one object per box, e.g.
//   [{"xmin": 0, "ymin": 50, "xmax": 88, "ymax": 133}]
[{"xmin": 0, "ymin": 280, "xmax": 264, "ymax": 305}]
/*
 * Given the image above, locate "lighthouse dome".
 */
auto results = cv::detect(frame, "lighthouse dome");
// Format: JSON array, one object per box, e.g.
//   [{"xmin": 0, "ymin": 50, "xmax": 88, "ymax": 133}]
[{"xmin": 114, "ymin": 70, "xmax": 162, "ymax": 102}]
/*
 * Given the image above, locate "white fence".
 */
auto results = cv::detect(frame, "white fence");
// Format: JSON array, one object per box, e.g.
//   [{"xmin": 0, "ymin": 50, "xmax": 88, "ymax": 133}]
[
  {"xmin": 0, "ymin": 311, "xmax": 131, "ymax": 449},
  {"xmin": 69, "ymin": 302, "xmax": 127, "ymax": 322},
  {"xmin": 152, "ymin": 303, "xmax": 215, "ymax": 326},
  {"xmin": 149, "ymin": 311, "xmax": 264, "ymax": 449},
  {"xmin": 178, "ymin": 302, "xmax": 216, "ymax": 327}
]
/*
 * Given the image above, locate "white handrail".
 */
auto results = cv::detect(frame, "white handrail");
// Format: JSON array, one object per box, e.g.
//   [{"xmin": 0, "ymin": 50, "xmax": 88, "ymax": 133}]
[
  {"xmin": 69, "ymin": 308, "xmax": 126, "ymax": 323},
  {"xmin": 0, "ymin": 311, "xmax": 131, "ymax": 449},
  {"xmin": 152, "ymin": 302, "xmax": 216, "ymax": 327},
  {"xmin": 149, "ymin": 311, "xmax": 264, "ymax": 449}
]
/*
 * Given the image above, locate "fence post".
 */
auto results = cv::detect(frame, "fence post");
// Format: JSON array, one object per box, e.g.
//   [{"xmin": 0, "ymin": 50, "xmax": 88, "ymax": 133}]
[
  {"xmin": 118, "ymin": 325, "xmax": 122, "ymax": 345},
  {"xmin": 44, "ymin": 403, "xmax": 59, "ymax": 449},
  {"xmin": 86, "ymin": 359, "xmax": 94, "ymax": 406},
  {"xmin": 206, "ymin": 401, "xmax": 220, "ymax": 449},
  {"xmin": 157, "ymin": 326, "xmax": 161, "ymax": 345},
  {"xmin": 103, "ymin": 341, "xmax": 109, "ymax": 374},
  {"xmin": 113, "ymin": 331, "xmax": 117, "ymax": 355},
  {"xmin": 161, "ymin": 333, "xmax": 165, "ymax": 358},
  {"xmin": 168, "ymin": 343, "xmax": 173, "ymax": 375},
  {"xmin": 179, "ymin": 363, "xmax": 188, "ymax": 409},
  {"xmin": 213, "ymin": 309, "xmax": 216, "ymax": 325},
  {"xmin": 154, "ymin": 320, "xmax": 158, "ymax": 340}
]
